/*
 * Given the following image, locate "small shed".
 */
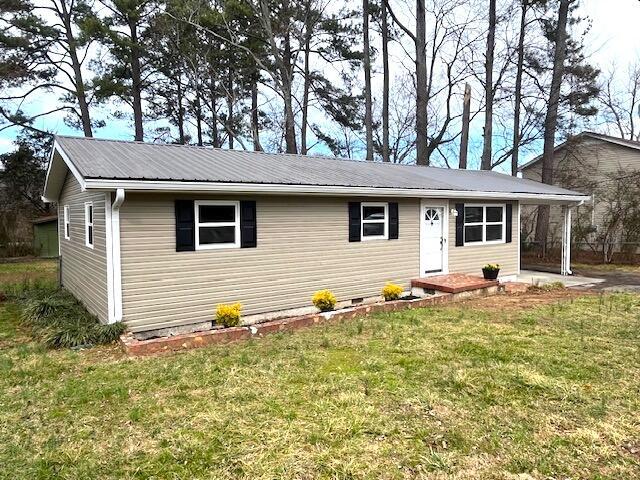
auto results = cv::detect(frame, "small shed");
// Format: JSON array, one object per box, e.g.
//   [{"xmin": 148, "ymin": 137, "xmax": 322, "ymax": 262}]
[{"xmin": 32, "ymin": 215, "xmax": 59, "ymax": 258}]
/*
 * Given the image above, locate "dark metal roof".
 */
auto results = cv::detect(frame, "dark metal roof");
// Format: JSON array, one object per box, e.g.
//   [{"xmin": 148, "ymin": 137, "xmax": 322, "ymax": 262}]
[{"xmin": 55, "ymin": 135, "xmax": 584, "ymax": 197}]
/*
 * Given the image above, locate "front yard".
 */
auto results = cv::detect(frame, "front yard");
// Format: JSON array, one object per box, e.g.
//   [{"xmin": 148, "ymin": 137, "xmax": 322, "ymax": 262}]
[{"xmin": 0, "ymin": 261, "xmax": 639, "ymax": 478}]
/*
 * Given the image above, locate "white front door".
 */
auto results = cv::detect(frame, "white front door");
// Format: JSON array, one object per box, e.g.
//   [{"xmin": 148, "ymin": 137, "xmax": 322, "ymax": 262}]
[{"xmin": 420, "ymin": 203, "xmax": 447, "ymax": 276}]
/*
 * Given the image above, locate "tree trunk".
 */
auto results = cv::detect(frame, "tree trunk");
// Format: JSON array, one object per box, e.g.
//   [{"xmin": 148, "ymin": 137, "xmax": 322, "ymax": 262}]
[
  {"xmin": 129, "ymin": 20, "xmax": 144, "ymax": 141},
  {"xmin": 381, "ymin": 0, "xmax": 390, "ymax": 162},
  {"xmin": 251, "ymin": 78, "xmax": 263, "ymax": 151},
  {"xmin": 60, "ymin": 0, "xmax": 92, "ymax": 137},
  {"xmin": 301, "ymin": 2, "xmax": 312, "ymax": 155},
  {"xmin": 481, "ymin": 0, "xmax": 496, "ymax": 170},
  {"xmin": 210, "ymin": 83, "xmax": 221, "ymax": 148},
  {"xmin": 227, "ymin": 68, "xmax": 233, "ymax": 149},
  {"xmin": 415, "ymin": 0, "xmax": 428, "ymax": 165},
  {"xmin": 176, "ymin": 75, "xmax": 185, "ymax": 144},
  {"xmin": 534, "ymin": 0, "xmax": 571, "ymax": 252},
  {"xmin": 459, "ymin": 83, "xmax": 471, "ymax": 169},
  {"xmin": 512, "ymin": 0, "xmax": 528, "ymax": 176},
  {"xmin": 363, "ymin": 0, "xmax": 374, "ymax": 161}
]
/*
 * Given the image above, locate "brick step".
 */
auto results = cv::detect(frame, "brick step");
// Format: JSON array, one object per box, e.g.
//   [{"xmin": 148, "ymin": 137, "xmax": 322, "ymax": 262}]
[{"xmin": 411, "ymin": 274, "xmax": 498, "ymax": 294}]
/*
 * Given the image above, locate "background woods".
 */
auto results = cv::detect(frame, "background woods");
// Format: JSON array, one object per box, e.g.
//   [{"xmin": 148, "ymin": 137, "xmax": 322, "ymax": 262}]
[{"xmin": 0, "ymin": 0, "xmax": 637, "ymax": 256}]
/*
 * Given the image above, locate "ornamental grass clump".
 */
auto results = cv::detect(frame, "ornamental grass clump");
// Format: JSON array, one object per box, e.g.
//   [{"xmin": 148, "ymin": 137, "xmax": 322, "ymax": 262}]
[
  {"xmin": 216, "ymin": 303, "xmax": 242, "ymax": 327},
  {"xmin": 381, "ymin": 283, "xmax": 403, "ymax": 301},
  {"xmin": 312, "ymin": 289, "xmax": 337, "ymax": 312},
  {"xmin": 19, "ymin": 289, "xmax": 125, "ymax": 349}
]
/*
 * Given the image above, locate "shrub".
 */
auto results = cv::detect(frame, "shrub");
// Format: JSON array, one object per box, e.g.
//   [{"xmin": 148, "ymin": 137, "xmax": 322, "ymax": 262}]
[
  {"xmin": 18, "ymin": 288, "xmax": 126, "ymax": 348},
  {"xmin": 216, "ymin": 303, "xmax": 242, "ymax": 327},
  {"xmin": 381, "ymin": 283, "xmax": 403, "ymax": 301},
  {"xmin": 312, "ymin": 289, "xmax": 337, "ymax": 312}
]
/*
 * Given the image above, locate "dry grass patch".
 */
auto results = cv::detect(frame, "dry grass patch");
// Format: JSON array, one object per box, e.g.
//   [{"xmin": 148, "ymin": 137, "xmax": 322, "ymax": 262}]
[{"xmin": 0, "ymin": 293, "xmax": 639, "ymax": 479}]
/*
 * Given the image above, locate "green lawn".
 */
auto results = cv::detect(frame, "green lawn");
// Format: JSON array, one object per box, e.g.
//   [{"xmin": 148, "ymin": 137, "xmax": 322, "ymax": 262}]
[
  {"xmin": 0, "ymin": 258, "xmax": 58, "ymax": 289},
  {"xmin": 0, "ymin": 262, "xmax": 639, "ymax": 478}
]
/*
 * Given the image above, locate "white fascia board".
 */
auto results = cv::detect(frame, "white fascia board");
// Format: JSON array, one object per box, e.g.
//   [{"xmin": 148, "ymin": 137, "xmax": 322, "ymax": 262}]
[
  {"xmin": 83, "ymin": 179, "xmax": 590, "ymax": 204},
  {"xmin": 42, "ymin": 140, "xmax": 87, "ymax": 202}
]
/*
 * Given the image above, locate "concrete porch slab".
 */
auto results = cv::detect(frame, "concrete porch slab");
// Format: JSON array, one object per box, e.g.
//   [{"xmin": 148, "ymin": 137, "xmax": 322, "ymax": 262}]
[
  {"xmin": 516, "ymin": 270, "xmax": 606, "ymax": 289},
  {"xmin": 411, "ymin": 274, "xmax": 499, "ymax": 294}
]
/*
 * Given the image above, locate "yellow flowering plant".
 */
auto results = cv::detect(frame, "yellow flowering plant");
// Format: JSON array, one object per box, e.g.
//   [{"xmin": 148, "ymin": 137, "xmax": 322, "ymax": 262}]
[
  {"xmin": 311, "ymin": 289, "xmax": 337, "ymax": 312},
  {"xmin": 483, "ymin": 263, "xmax": 500, "ymax": 271},
  {"xmin": 215, "ymin": 303, "xmax": 242, "ymax": 327},
  {"xmin": 381, "ymin": 283, "xmax": 403, "ymax": 301}
]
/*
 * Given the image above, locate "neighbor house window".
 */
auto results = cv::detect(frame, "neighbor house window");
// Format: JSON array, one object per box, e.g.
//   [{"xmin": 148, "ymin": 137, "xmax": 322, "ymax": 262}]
[
  {"xmin": 361, "ymin": 202, "xmax": 388, "ymax": 240},
  {"xmin": 84, "ymin": 202, "xmax": 94, "ymax": 248},
  {"xmin": 195, "ymin": 200, "xmax": 240, "ymax": 249},
  {"xmin": 63, "ymin": 205, "xmax": 70, "ymax": 240},
  {"xmin": 464, "ymin": 204, "xmax": 505, "ymax": 245}
]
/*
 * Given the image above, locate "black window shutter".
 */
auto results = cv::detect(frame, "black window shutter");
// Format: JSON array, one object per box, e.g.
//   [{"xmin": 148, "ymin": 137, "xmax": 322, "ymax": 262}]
[
  {"xmin": 348, "ymin": 202, "xmax": 361, "ymax": 242},
  {"xmin": 240, "ymin": 200, "xmax": 257, "ymax": 248},
  {"xmin": 175, "ymin": 200, "xmax": 195, "ymax": 252},
  {"xmin": 505, "ymin": 203, "xmax": 513, "ymax": 243},
  {"xmin": 455, "ymin": 203, "xmax": 465, "ymax": 246},
  {"xmin": 388, "ymin": 202, "xmax": 399, "ymax": 239}
]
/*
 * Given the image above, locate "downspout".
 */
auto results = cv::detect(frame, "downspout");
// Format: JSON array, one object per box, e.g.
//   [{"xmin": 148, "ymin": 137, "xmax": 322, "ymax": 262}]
[{"xmin": 111, "ymin": 189, "xmax": 125, "ymax": 322}]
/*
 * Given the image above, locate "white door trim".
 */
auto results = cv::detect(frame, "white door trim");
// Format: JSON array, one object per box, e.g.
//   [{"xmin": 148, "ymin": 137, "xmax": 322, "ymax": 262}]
[{"xmin": 419, "ymin": 200, "xmax": 449, "ymax": 277}]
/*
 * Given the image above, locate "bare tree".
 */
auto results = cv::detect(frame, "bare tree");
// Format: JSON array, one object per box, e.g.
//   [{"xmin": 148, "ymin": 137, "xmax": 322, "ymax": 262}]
[
  {"xmin": 480, "ymin": 0, "xmax": 496, "ymax": 170},
  {"xmin": 381, "ymin": 0, "xmax": 391, "ymax": 162},
  {"xmin": 363, "ymin": 0, "xmax": 374, "ymax": 160},
  {"xmin": 459, "ymin": 83, "xmax": 471, "ymax": 168},
  {"xmin": 534, "ymin": 0, "xmax": 571, "ymax": 252},
  {"xmin": 599, "ymin": 62, "xmax": 640, "ymax": 141}
]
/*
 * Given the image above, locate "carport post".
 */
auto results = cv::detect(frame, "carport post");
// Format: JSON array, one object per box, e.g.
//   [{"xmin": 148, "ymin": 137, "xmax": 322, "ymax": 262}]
[{"xmin": 561, "ymin": 205, "xmax": 572, "ymax": 275}]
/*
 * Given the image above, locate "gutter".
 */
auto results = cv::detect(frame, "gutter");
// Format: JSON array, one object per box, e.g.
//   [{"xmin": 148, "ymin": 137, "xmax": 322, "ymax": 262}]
[
  {"xmin": 108, "ymin": 189, "xmax": 125, "ymax": 323},
  {"xmin": 83, "ymin": 179, "xmax": 590, "ymax": 204}
]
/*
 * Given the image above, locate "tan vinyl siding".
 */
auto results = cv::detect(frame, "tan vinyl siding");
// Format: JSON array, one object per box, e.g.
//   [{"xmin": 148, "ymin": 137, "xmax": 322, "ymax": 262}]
[
  {"xmin": 120, "ymin": 194, "xmax": 420, "ymax": 332},
  {"xmin": 521, "ymin": 138, "xmax": 640, "ymax": 246},
  {"xmin": 57, "ymin": 173, "xmax": 109, "ymax": 322},
  {"xmin": 447, "ymin": 200, "xmax": 519, "ymax": 277}
]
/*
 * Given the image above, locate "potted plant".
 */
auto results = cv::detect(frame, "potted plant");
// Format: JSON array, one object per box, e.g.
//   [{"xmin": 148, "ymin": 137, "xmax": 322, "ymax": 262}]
[{"xmin": 482, "ymin": 263, "xmax": 500, "ymax": 280}]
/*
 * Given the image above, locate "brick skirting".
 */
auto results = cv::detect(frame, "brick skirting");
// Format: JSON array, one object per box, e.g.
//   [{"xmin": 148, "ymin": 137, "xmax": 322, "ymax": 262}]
[{"xmin": 120, "ymin": 285, "xmax": 504, "ymax": 356}]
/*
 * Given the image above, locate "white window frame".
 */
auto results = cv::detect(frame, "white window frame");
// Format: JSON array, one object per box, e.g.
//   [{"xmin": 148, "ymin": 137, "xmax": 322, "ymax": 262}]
[
  {"xmin": 63, "ymin": 205, "xmax": 70, "ymax": 240},
  {"xmin": 194, "ymin": 200, "xmax": 240, "ymax": 250},
  {"xmin": 463, "ymin": 203, "xmax": 506, "ymax": 246},
  {"xmin": 84, "ymin": 202, "xmax": 94, "ymax": 249},
  {"xmin": 361, "ymin": 202, "xmax": 388, "ymax": 241}
]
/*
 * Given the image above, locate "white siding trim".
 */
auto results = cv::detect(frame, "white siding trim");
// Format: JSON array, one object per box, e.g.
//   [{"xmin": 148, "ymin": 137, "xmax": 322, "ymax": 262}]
[
  {"xmin": 105, "ymin": 193, "xmax": 115, "ymax": 322},
  {"xmin": 517, "ymin": 201, "xmax": 521, "ymax": 275},
  {"xmin": 194, "ymin": 200, "xmax": 241, "ymax": 250},
  {"xmin": 360, "ymin": 202, "xmax": 388, "ymax": 241},
  {"xmin": 84, "ymin": 202, "xmax": 94, "ymax": 249}
]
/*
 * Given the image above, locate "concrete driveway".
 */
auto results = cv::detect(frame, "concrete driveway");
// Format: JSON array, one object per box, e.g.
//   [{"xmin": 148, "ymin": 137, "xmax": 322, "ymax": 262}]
[{"xmin": 516, "ymin": 269, "xmax": 640, "ymax": 292}]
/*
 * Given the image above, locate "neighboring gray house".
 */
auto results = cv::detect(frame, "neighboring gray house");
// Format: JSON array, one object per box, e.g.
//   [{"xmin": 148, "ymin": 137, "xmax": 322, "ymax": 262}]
[
  {"xmin": 520, "ymin": 131, "xmax": 640, "ymax": 253},
  {"xmin": 43, "ymin": 136, "xmax": 588, "ymax": 333}
]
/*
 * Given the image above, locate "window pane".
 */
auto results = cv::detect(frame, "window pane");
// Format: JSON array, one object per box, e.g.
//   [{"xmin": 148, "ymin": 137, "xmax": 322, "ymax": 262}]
[
  {"xmin": 199, "ymin": 204, "xmax": 235, "ymax": 223},
  {"xmin": 464, "ymin": 225, "xmax": 483, "ymax": 243},
  {"xmin": 199, "ymin": 226, "xmax": 235, "ymax": 244},
  {"xmin": 486, "ymin": 224, "xmax": 503, "ymax": 241},
  {"xmin": 88, "ymin": 226, "xmax": 93, "ymax": 245},
  {"xmin": 486, "ymin": 207, "xmax": 503, "ymax": 222},
  {"xmin": 362, "ymin": 206, "xmax": 385, "ymax": 221},
  {"xmin": 464, "ymin": 206, "xmax": 483, "ymax": 223},
  {"xmin": 87, "ymin": 206, "xmax": 93, "ymax": 223},
  {"xmin": 363, "ymin": 222, "xmax": 385, "ymax": 237}
]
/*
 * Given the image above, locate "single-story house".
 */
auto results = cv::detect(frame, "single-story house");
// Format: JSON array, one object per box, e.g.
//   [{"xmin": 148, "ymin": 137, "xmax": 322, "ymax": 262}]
[{"xmin": 43, "ymin": 136, "xmax": 589, "ymax": 333}]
